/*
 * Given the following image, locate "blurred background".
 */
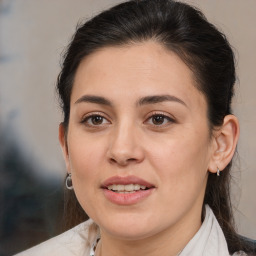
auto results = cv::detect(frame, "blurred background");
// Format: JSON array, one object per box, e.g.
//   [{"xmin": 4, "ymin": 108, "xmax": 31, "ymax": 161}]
[{"xmin": 0, "ymin": 0, "xmax": 255, "ymax": 255}]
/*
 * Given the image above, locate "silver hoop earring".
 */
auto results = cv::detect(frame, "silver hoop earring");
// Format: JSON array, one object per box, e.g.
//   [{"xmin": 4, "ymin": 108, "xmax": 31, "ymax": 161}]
[
  {"xmin": 66, "ymin": 173, "xmax": 73, "ymax": 190},
  {"xmin": 217, "ymin": 167, "xmax": 220, "ymax": 176}
]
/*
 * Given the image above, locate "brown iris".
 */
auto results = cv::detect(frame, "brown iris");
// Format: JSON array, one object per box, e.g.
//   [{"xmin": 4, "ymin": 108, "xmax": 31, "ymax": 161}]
[
  {"xmin": 91, "ymin": 115, "xmax": 104, "ymax": 125},
  {"xmin": 152, "ymin": 115, "xmax": 165, "ymax": 125}
]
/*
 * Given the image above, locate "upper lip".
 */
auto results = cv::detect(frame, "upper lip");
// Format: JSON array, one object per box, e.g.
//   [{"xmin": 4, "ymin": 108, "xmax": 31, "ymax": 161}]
[{"xmin": 101, "ymin": 175, "xmax": 155, "ymax": 188}]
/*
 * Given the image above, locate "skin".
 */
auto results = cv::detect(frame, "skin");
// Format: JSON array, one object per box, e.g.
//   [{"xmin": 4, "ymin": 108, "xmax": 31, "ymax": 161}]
[{"xmin": 59, "ymin": 41, "xmax": 239, "ymax": 256}]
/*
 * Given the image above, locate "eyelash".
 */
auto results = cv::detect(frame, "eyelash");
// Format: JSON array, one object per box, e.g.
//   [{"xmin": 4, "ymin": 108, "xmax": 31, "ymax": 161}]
[
  {"xmin": 80, "ymin": 112, "xmax": 111, "ymax": 127},
  {"xmin": 80, "ymin": 112, "xmax": 175, "ymax": 128},
  {"xmin": 144, "ymin": 112, "xmax": 175, "ymax": 127}
]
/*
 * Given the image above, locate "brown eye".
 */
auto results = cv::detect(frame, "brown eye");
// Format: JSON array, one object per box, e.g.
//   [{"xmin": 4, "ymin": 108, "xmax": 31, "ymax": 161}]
[
  {"xmin": 152, "ymin": 115, "xmax": 165, "ymax": 125},
  {"xmin": 82, "ymin": 114, "xmax": 110, "ymax": 127},
  {"xmin": 91, "ymin": 115, "xmax": 104, "ymax": 125},
  {"xmin": 146, "ymin": 114, "xmax": 175, "ymax": 127}
]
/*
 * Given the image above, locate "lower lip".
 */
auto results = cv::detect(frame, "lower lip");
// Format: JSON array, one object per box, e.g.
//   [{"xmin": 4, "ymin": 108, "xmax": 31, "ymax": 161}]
[{"xmin": 102, "ymin": 188, "xmax": 154, "ymax": 205}]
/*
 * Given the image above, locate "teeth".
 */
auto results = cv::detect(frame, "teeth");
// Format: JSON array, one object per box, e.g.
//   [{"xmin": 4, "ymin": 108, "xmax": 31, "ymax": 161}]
[
  {"xmin": 116, "ymin": 185, "xmax": 124, "ymax": 191},
  {"xmin": 125, "ymin": 184, "xmax": 134, "ymax": 191},
  {"xmin": 107, "ymin": 184, "xmax": 147, "ymax": 192},
  {"xmin": 134, "ymin": 184, "xmax": 140, "ymax": 190}
]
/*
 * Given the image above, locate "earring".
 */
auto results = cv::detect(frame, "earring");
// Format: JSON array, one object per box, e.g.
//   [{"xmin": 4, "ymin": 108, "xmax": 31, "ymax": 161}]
[
  {"xmin": 217, "ymin": 167, "xmax": 220, "ymax": 176},
  {"xmin": 66, "ymin": 173, "xmax": 73, "ymax": 190}
]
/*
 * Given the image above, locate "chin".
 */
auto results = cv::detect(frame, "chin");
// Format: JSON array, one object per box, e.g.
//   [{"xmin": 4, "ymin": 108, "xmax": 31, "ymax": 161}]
[
  {"xmin": 96, "ymin": 214, "xmax": 159, "ymax": 241},
  {"xmin": 104, "ymin": 226, "xmax": 155, "ymax": 241}
]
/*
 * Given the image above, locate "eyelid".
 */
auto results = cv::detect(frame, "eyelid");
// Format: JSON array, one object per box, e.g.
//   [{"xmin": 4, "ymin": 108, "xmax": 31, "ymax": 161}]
[
  {"xmin": 80, "ymin": 111, "xmax": 111, "ymax": 125},
  {"xmin": 145, "ymin": 111, "xmax": 175, "ymax": 120},
  {"xmin": 144, "ymin": 111, "xmax": 176, "ymax": 126}
]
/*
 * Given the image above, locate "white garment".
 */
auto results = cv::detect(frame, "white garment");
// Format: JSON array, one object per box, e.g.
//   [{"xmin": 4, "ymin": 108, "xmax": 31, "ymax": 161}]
[{"xmin": 15, "ymin": 205, "xmax": 246, "ymax": 256}]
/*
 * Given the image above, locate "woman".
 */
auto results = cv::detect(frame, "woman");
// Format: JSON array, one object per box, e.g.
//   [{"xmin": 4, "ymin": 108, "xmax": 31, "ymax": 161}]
[{"xmin": 16, "ymin": 0, "xmax": 255, "ymax": 255}]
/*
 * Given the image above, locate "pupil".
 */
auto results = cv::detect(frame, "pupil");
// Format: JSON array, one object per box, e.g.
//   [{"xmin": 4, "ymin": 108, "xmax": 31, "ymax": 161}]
[
  {"xmin": 153, "ymin": 115, "xmax": 164, "ymax": 125},
  {"xmin": 92, "ymin": 116, "xmax": 103, "ymax": 125}
]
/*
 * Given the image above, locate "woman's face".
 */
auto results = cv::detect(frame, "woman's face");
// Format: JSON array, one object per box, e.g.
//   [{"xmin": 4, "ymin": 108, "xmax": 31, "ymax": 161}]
[{"xmin": 60, "ymin": 42, "xmax": 216, "ymax": 240}]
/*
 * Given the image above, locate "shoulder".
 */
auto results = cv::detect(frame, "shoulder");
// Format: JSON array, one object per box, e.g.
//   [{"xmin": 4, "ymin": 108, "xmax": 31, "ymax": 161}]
[
  {"xmin": 14, "ymin": 219, "xmax": 96, "ymax": 256},
  {"xmin": 231, "ymin": 236, "xmax": 256, "ymax": 256},
  {"xmin": 238, "ymin": 236, "xmax": 256, "ymax": 256}
]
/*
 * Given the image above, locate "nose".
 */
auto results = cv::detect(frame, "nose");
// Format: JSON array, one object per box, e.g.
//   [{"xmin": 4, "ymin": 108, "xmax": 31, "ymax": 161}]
[{"xmin": 107, "ymin": 123, "xmax": 145, "ymax": 166}]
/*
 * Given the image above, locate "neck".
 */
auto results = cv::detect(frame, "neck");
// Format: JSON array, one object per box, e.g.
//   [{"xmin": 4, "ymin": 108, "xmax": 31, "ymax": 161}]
[{"xmin": 96, "ymin": 206, "xmax": 202, "ymax": 256}]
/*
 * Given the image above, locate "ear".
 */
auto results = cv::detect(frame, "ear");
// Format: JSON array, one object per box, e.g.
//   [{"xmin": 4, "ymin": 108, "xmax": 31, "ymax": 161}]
[
  {"xmin": 59, "ymin": 123, "xmax": 71, "ymax": 172},
  {"xmin": 208, "ymin": 115, "xmax": 239, "ymax": 175}
]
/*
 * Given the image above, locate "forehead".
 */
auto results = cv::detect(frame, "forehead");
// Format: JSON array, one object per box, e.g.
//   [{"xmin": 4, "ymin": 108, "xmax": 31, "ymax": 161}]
[{"xmin": 71, "ymin": 42, "xmax": 206, "ymax": 111}]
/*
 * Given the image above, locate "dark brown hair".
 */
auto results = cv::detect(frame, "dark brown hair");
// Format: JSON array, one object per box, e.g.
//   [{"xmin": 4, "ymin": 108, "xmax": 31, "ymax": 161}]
[{"xmin": 57, "ymin": 0, "xmax": 255, "ymax": 253}]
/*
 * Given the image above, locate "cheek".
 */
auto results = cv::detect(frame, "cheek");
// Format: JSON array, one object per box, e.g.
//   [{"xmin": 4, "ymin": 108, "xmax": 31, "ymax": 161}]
[
  {"xmin": 147, "ymin": 137, "xmax": 209, "ymax": 215},
  {"xmin": 146, "ymin": 129, "xmax": 210, "ymax": 187},
  {"xmin": 68, "ymin": 133, "xmax": 107, "ymax": 181},
  {"xmin": 67, "ymin": 134, "xmax": 107, "ymax": 213}
]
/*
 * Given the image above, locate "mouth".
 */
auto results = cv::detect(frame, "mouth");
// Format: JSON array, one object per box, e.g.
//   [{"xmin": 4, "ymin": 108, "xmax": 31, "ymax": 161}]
[
  {"xmin": 106, "ymin": 184, "xmax": 150, "ymax": 193},
  {"xmin": 101, "ymin": 175, "xmax": 155, "ymax": 205}
]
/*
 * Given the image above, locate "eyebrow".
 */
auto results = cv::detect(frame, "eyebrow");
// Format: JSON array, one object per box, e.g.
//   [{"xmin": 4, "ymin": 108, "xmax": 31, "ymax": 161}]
[
  {"xmin": 137, "ymin": 95, "xmax": 187, "ymax": 107},
  {"xmin": 75, "ymin": 95, "xmax": 112, "ymax": 106},
  {"xmin": 75, "ymin": 94, "xmax": 187, "ymax": 108}
]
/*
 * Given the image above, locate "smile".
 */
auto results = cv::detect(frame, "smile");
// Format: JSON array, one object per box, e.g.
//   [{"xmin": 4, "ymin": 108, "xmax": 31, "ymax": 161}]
[
  {"xmin": 102, "ymin": 176, "xmax": 155, "ymax": 205},
  {"xmin": 107, "ymin": 184, "xmax": 147, "ymax": 193}
]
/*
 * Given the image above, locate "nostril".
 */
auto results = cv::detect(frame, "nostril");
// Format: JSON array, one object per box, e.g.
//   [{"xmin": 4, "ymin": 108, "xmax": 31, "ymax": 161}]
[
  {"xmin": 109, "ymin": 157, "xmax": 137, "ymax": 166},
  {"xmin": 127, "ymin": 158, "xmax": 137, "ymax": 162},
  {"xmin": 110, "ymin": 158, "xmax": 117, "ymax": 164}
]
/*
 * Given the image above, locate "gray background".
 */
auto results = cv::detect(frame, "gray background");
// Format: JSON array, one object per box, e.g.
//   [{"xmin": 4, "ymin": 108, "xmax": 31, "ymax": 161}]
[{"xmin": 0, "ymin": 0, "xmax": 255, "ymax": 249}]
